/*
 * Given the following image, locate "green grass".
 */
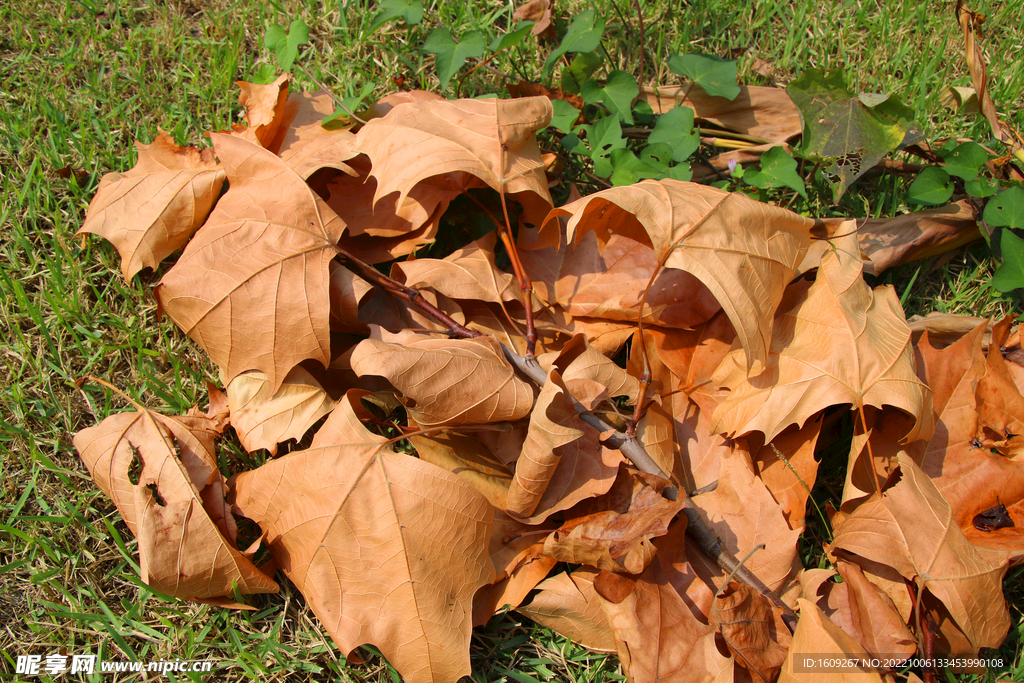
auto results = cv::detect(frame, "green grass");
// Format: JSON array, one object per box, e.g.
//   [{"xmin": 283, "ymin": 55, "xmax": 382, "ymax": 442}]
[{"xmin": 1, "ymin": 0, "xmax": 1023, "ymax": 680}]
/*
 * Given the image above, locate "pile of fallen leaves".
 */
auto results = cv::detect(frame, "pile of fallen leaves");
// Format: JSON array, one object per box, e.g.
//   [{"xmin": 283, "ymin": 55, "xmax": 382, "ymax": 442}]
[{"xmin": 72, "ymin": 73, "xmax": 1022, "ymax": 683}]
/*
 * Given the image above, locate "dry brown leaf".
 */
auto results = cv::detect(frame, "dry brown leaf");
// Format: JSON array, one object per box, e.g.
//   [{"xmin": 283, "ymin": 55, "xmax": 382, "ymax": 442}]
[
  {"xmin": 350, "ymin": 335, "xmax": 534, "ymax": 427},
  {"xmin": 233, "ymin": 73, "xmax": 291, "ymax": 150},
  {"xmin": 507, "ymin": 369, "xmax": 622, "ymax": 522},
  {"xmin": 829, "ymin": 453, "xmax": 1010, "ymax": 652},
  {"xmin": 78, "ymin": 131, "xmax": 226, "ymax": 280},
  {"xmin": 956, "ymin": 1, "xmax": 1009, "ymax": 144},
  {"xmin": 713, "ymin": 232, "xmax": 933, "ymax": 444},
  {"xmin": 362, "ymin": 90, "xmax": 446, "ymax": 121},
  {"xmin": 542, "ymin": 473, "xmax": 685, "ymax": 574},
  {"xmin": 800, "ymin": 560, "xmax": 917, "ymax": 659},
  {"xmin": 641, "ymin": 84, "xmax": 802, "ymax": 143},
  {"xmin": 226, "ymin": 366, "xmax": 335, "ymax": 456},
  {"xmin": 806, "ymin": 201, "xmax": 980, "ymax": 276},
  {"xmin": 710, "ymin": 582, "xmax": 793, "ymax": 683},
  {"xmin": 155, "ymin": 133, "xmax": 347, "ymax": 393},
  {"xmin": 975, "ymin": 316, "xmax": 1024, "ymax": 447},
  {"xmin": 272, "ymin": 89, "xmax": 360, "ymax": 178},
  {"xmin": 329, "ymin": 261, "xmax": 374, "ymax": 333},
  {"xmin": 542, "ymin": 333, "xmax": 640, "ymax": 410},
  {"xmin": 914, "ymin": 320, "xmax": 1024, "ymax": 558},
  {"xmin": 516, "ymin": 568, "xmax": 617, "ymax": 653},
  {"xmin": 908, "ymin": 312, "xmax": 993, "ymax": 348},
  {"xmin": 73, "ymin": 409, "xmax": 277, "ymax": 599},
  {"xmin": 354, "ymin": 96, "xmax": 554, "ymax": 211},
  {"xmin": 600, "ymin": 555, "xmax": 735, "ymax": 683},
  {"xmin": 547, "ymin": 180, "xmax": 812, "ymax": 373},
  {"xmin": 555, "ymin": 230, "xmax": 722, "ymax": 328},
  {"xmin": 310, "ymin": 389, "xmax": 387, "ymax": 448},
  {"xmin": 692, "ymin": 448, "xmax": 802, "ymax": 592},
  {"xmin": 751, "ymin": 419, "xmax": 823, "ymax": 530},
  {"xmin": 393, "ymin": 233, "xmax": 519, "ymax": 305},
  {"xmin": 410, "ymin": 431, "xmax": 513, "ymax": 509},
  {"xmin": 231, "ymin": 444, "xmax": 494, "ymax": 683},
  {"xmin": 511, "ymin": 0, "xmax": 553, "ymax": 37},
  {"xmin": 779, "ymin": 599, "xmax": 886, "ymax": 683}
]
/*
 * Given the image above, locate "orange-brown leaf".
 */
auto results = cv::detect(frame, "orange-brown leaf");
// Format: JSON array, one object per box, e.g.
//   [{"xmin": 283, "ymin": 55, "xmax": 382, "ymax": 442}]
[
  {"xmin": 78, "ymin": 131, "xmax": 225, "ymax": 280},
  {"xmin": 74, "ymin": 409, "xmax": 277, "ymax": 599},
  {"xmin": 231, "ymin": 445, "xmax": 494, "ymax": 683},
  {"xmin": 710, "ymin": 583, "xmax": 792, "ymax": 683},
  {"xmin": 516, "ymin": 569, "xmax": 617, "ymax": 653},
  {"xmin": 779, "ymin": 599, "xmax": 886, "ymax": 683},
  {"xmin": 155, "ymin": 133, "xmax": 347, "ymax": 393}
]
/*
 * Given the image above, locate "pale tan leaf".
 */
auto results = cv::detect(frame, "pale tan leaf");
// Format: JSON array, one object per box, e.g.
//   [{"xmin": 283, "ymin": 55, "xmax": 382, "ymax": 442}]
[
  {"xmin": 349, "ymin": 335, "xmax": 534, "ymax": 427},
  {"xmin": 78, "ymin": 131, "xmax": 225, "ymax": 280},
  {"xmin": 393, "ymin": 233, "xmax": 519, "ymax": 304},
  {"xmin": 541, "ymin": 333, "xmax": 641, "ymax": 410},
  {"xmin": 329, "ymin": 261, "xmax": 374, "ymax": 333},
  {"xmin": 779, "ymin": 599, "xmax": 886, "ymax": 683},
  {"xmin": 154, "ymin": 133, "xmax": 346, "ymax": 393},
  {"xmin": 231, "ymin": 445, "xmax": 494, "ymax": 683},
  {"xmin": 73, "ymin": 409, "xmax": 277, "ymax": 599},
  {"xmin": 516, "ymin": 569, "xmax": 617, "ymax": 653},
  {"xmin": 226, "ymin": 366, "xmax": 335, "ymax": 456},
  {"xmin": 354, "ymin": 96, "xmax": 554, "ymax": 208},
  {"xmin": 641, "ymin": 84, "xmax": 802, "ymax": 143},
  {"xmin": 752, "ymin": 419, "xmax": 823, "ymax": 530},
  {"xmin": 310, "ymin": 389, "xmax": 388, "ymax": 448},
  {"xmin": 547, "ymin": 179, "xmax": 812, "ymax": 372},
  {"xmin": 273, "ymin": 89, "xmax": 360, "ymax": 178},
  {"xmin": 908, "ymin": 312, "xmax": 993, "ymax": 349},
  {"xmin": 712, "ymin": 231, "xmax": 934, "ymax": 444},
  {"xmin": 828, "ymin": 453, "xmax": 1010, "ymax": 652}
]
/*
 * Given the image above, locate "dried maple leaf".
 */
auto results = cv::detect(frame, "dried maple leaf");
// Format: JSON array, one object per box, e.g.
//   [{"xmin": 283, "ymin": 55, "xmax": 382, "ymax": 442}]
[
  {"xmin": 516, "ymin": 568, "xmax": 617, "ymax": 653},
  {"xmin": 712, "ymin": 232, "xmax": 933, "ymax": 444},
  {"xmin": 392, "ymin": 234, "xmax": 520, "ymax": 305},
  {"xmin": 975, "ymin": 316, "xmax": 1024, "ymax": 447},
  {"xmin": 799, "ymin": 560, "xmax": 916, "ymax": 658},
  {"xmin": 232, "ymin": 73, "xmax": 291, "ymax": 150},
  {"xmin": 73, "ymin": 407, "xmax": 277, "ymax": 599},
  {"xmin": 225, "ymin": 366, "xmax": 335, "ymax": 456},
  {"xmin": 710, "ymin": 582, "xmax": 792, "ymax": 683},
  {"xmin": 272, "ymin": 89, "xmax": 360, "ymax": 178},
  {"xmin": 155, "ymin": 133, "xmax": 347, "ymax": 393},
  {"xmin": 829, "ymin": 453, "xmax": 1010, "ymax": 652},
  {"xmin": 779, "ymin": 599, "xmax": 886, "ymax": 683},
  {"xmin": 547, "ymin": 180, "xmax": 812, "ymax": 373},
  {"xmin": 349, "ymin": 335, "xmax": 533, "ymax": 427},
  {"xmin": 542, "ymin": 472, "xmax": 685, "ymax": 574},
  {"xmin": 78, "ymin": 130, "xmax": 225, "ymax": 280},
  {"xmin": 354, "ymin": 96, "xmax": 554, "ymax": 216},
  {"xmin": 751, "ymin": 419, "xmax": 822, "ymax": 530},
  {"xmin": 410, "ymin": 431, "xmax": 513, "ymax": 509},
  {"xmin": 914, "ymin": 319, "xmax": 1024, "ymax": 558},
  {"xmin": 231, "ymin": 442, "xmax": 494, "ymax": 683}
]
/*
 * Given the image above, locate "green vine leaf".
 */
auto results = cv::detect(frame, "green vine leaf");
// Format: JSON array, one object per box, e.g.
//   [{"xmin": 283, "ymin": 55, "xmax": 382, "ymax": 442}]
[
  {"xmin": 543, "ymin": 10, "xmax": 605, "ymax": 78},
  {"xmin": 983, "ymin": 187, "xmax": 1024, "ymax": 228},
  {"xmin": 907, "ymin": 167, "xmax": 953, "ymax": 206},
  {"xmin": 423, "ymin": 28, "xmax": 486, "ymax": 90},
  {"xmin": 264, "ymin": 18, "xmax": 310, "ymax": 73},
  {"xmin": 490, "ymin": 22, "xmax": 535, "ymax": 51},
  {"xmin": 667, "ymin": 53, "xmax": 741, "ymax": 100},
  {"xmin": 369, "ymin": 0, "xmax": 423, "ymax": 32},
  {"xmin": 648, "ymin": 107, "xmax": 699, "ymax": 163},
  {"xmin": 743, "ymin": 146, "xmax": 807, "ymax": 198},
  {"xmin": 549, "ymin": 99, "xmax": 581, "ymax": 134},
  {"xmin": 941, "ymin": 141, "xmax": 989, "ymax": 181},
  {"xmin": 560, "ymin": 51, "xmax": 603, "ymax": 94},
  {"xmin": 992, "ymin": 228, "xmax": 1024, "ymax": 292},
  {"xmin": 580, "ymin": 70, "xmax": 639, "ymax": 124}
]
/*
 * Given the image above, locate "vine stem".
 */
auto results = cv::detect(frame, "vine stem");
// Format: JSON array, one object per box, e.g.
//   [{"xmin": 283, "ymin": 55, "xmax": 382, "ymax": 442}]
[{"xmin": 295, "ymin": 64, "xmax": 368, "ymax": 126}]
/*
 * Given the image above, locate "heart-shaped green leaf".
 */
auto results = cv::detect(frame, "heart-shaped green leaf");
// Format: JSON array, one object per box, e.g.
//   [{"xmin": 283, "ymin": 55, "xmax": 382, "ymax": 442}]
[
  {"xmin": 942, "ymin": 141, "xmax": 988, "ymax": 181},
  {"xmin": 742, "ymin": 146, "xmax": 807, "ymax": 198},
  {"xmin": 423, "ymin": 28, "xmax": 486, "ymax": 90},
  {"xmin": 648, "ymin": 106, "xmax": 699, "ymax": 162},
  {"xmin": 543, "ymin": 10, "xmax": 605, "ymax": 78},
  {"xmin": 490, "ymin": 21, "xmax": 534, "ymax": 51},
  {"xmin": 264, "ymin": 18, "xmax": 310, "ymax": 72},
  {"xmin": 369, "ymin": 0, "xmax": 423, "ymax": 32},
  {"xmin": 580, "ymin": 70, "xmax": 639, "ymax": 124},
  {"xmin": 992, "ymin": 228, "xmax": 1024, "ymax": 292},
  {"xmin": 549, "ymin": 99, "xmax": 581, "ymax": 134},
  {"xmin": 907, "ymin": 167, "xmax": 953, "ymax": 206},
  {"xmin": 984, "ymin": 187, "xmax": 1024, "ymax": 228},
  {"xmin": 667, "ymin": 53, "xmax": 740, "ymax": 100}
]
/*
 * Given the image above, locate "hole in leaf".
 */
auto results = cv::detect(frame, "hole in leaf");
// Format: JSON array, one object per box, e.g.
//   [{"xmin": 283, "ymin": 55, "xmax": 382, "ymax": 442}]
[
  {"xmin": 127, "ymin": 444, "xmax": 142, "ymax": 485},
  {"xmin": 147, "ymin": 483, "xmax": 166, "ymax": 507}
]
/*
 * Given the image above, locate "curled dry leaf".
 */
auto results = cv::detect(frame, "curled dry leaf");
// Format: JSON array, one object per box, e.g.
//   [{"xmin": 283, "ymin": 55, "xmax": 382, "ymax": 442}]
[
  {"xmin": 354, "ymin": 96, "xmax": 554, "ymax": 211},
  {"xmin": 517, "ymin": 568, "xmax": 618, "ymax": 653},
  {"xmin": 710, "ymin": 582, "xmax": 792, "ymax": 683},
  {"xmin": 713, "ymin": 231, "xmax": 934, "ymax": 444},
  {"xmin": 232, "ymin": 442, "xmax": 494, "ymax": 683},
  {"xmin": 233, "ymin": 73, "xmax": 291, "ymax": 150},
  {"xmin": 273, "ymin": 89, "xmax": 360, "ymax": 179},
  {"xmin": 547, "ymin": 179, "xmax": 812, "ymax": 373},
  {"xmin": 829, "ymin": 453, "xmax": 1010, "ymax": 652},
  {"xmin": 73, "ymin": 409, "xmax": 277, "ymax": 599},
  {"xmin": 350, "ymin": 335, "xmax": 534, "ymax": 427},
  {"xmin": 751, "ymin": 418, "xmax": 823, "ymax": 531},
  {"xmin": 799, "ymin": 560, "xmax": 916, "ymax": 658},
  {"xmin": 155, "ymin": 133, "xmax": 346, "ymax": 393},
  {"xmin": 226, "ymin": 366, "xmax": 335, "ymax": 456},
  {"xmin": 542, "ymin": 473, "xmax": 685, "ymax": 575},
  {"xmin": 78, "ymin": 130, "xmax": 226, "ymax": 280},
  {"xmin": 506, "ymin": 368, "xmax": 622, "ymax": 522},
  {"xmin": 410, "ymin": 431, "xmax": 513, "ymax": 509},
  {"xmin": 779, "ymin": 599, "xmax": 886, "ymax": 683},
  {"xmin": 393, "ymin": 233, "xmax": 520, "ymax": 305}
]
